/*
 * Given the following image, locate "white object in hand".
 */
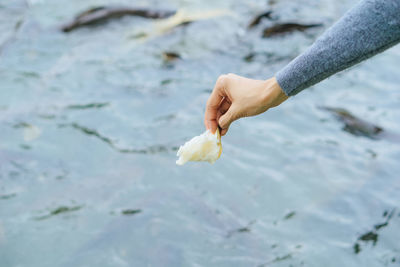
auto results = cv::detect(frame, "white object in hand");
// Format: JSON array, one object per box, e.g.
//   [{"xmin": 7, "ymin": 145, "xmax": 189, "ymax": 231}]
[{"xmin": 176, "ymin": 129, "xmax": 222, "ymax": 165}]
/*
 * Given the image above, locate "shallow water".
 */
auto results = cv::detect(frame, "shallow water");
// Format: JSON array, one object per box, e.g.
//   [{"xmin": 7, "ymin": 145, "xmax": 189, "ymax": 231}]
[{"xmin": 1, "ymin": 0, "xmax": 400, "ymax": 266}]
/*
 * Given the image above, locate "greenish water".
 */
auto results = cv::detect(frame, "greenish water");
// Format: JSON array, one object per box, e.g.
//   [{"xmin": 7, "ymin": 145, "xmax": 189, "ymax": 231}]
[{"xmin": 1, "ymin": 0, "xmax": 399, "ymax": 266}]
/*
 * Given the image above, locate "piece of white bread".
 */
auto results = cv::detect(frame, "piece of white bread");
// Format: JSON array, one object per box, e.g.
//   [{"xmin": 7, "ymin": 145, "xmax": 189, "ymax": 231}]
[{"xmin": 176, "ymin": 129, "xmax": 222, "ymax": 165}]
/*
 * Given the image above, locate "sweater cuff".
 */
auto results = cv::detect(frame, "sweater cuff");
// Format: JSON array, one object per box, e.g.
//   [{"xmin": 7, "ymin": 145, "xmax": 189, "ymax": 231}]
[{"xmin": 275, "ymin": 68, "xmax": 298, "ymax": 97}]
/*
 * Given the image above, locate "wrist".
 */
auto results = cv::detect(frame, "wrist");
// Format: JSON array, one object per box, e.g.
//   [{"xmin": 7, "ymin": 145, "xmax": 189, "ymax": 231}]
[{"xmin": 262, "ymin": 77, "xmax": 289, "ymax": 109}]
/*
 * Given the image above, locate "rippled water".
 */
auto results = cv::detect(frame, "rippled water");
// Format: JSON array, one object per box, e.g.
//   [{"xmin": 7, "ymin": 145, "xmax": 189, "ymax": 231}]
[{"xmin": 1, "ymin": 0, "xmax": 400, "ymax": 266}]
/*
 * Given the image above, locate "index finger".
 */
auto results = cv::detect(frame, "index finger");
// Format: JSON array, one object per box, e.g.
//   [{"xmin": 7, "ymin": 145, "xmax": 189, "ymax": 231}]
[{"xmin": 204, "ymin": 75, "xmax": 227, "ymax": 134}]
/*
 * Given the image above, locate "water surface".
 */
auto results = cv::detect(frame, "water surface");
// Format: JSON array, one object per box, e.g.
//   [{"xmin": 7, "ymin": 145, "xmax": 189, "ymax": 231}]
[{"xmin": 1, "ymin": 0, "xmax": 400, "ymax": 266}]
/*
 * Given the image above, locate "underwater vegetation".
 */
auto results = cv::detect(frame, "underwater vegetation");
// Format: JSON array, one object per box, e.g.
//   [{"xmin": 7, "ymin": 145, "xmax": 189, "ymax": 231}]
[{"xmin": 353, "ymin": 209, "xmax": 397, "ymax": 254}]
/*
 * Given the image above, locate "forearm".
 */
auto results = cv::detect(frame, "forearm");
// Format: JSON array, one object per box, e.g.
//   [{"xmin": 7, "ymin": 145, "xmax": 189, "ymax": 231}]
[{"xmin": 276, "ymin": 0, "xmax": 400, "ymax": 96}]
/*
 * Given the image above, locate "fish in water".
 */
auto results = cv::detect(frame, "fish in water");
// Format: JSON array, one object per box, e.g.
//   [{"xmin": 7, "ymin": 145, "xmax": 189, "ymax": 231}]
[
  {"xmin": 319, "ymin": 106, "xmax": 383, "ymax": 139},
  {"xmin": 262, "ymin": 23, "xmax": 322, "ymax": 37},
  {"xmin": 154, "ymin": 9, "xmax": 230, "ymax": 35},
  {"xmin": 162, "ymin": 51, "xmax": 181, "ymax": 62},
  {"xmin": 61, "ymin": 6, "xmax": 176, "ymax": 32},
  {"xmin": 247, "ymin": 11, "xmax": 273, "ymax": 29},
  {"xmin": 130, "ymin": 9, "xmax": 230, "ymax": 41},
  {"xmin": 34, "ymin": 205, "xmax": 83, "ymax": 220}
]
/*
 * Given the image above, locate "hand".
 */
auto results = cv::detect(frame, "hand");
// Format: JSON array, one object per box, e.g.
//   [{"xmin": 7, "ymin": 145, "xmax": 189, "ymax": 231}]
[{"xmin": 204, "ymin": 74, "xmax": 289, "ymax": 136}]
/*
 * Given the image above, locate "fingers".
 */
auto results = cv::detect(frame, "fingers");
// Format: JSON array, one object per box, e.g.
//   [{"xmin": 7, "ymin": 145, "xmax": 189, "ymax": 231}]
[
  {"xmin": 219, "ymin": 98, "xmax": 231, "ymax": 114},
  {"xmin": 218, "ymin": 104, "xmax": 238, "ymax": 131},
  {"xmin": 220, "ymin": 127, "xmax": 229, "ymax": 136},
  {"xmin": 216, "ymin": 99, "xmax": 232, "ymax": 136},
  {"xmin": 204, "ymin": 75, "xmax": 228, "ymax": 134},
  {"xmin": 216, "ymin": 98, "xmax": 231, "ymax": 121}
]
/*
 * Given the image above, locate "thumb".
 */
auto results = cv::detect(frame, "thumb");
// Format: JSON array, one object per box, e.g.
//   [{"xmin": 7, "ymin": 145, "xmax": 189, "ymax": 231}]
[{"xmin": 218, "ymin": 106, "xmax": 238, "ymax": 130}]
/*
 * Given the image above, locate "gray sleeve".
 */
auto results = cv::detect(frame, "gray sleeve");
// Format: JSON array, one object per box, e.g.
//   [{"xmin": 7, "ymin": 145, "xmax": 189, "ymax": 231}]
[{"xmin": 275, "ymin": 0, "xmax": 400, "ymax": 96}]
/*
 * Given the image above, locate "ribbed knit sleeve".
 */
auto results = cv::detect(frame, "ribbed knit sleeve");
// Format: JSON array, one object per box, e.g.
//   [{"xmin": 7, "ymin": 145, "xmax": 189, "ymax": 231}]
[{"xmin": 275, "ymin": 0, "xmax": 400, "ymax": 96}]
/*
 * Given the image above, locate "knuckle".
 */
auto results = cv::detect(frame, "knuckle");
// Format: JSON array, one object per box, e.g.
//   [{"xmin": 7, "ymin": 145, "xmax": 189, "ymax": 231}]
[
  {"xmin": 206, "ymin": 103, "xmax": 215, "ymax": 111},
  {"xmin": 217, "ymin": 75, "xmax": 227, "ymax": 86},
  {"xmin": 220, "ymin": 74, "xmax": 228, "ymax": 80},
  {"xmin": 227, "ymin": 73, "xmax": 238, "ymax": 80}
]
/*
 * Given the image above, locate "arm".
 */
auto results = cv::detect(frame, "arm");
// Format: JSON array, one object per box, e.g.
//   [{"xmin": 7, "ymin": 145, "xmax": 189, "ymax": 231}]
[
  {"xmin": 276, "ymin": 0, "xmax": 400, "ymax": 96},
  {"xmin": 205, "ymin": 0, "xmax": 400, "ymax": 135}
]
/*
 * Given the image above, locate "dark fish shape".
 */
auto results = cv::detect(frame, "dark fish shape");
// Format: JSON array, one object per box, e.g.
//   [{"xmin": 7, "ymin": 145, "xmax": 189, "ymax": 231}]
[
  {"xmin": 66, "ymin": 102, "xmax": 109, "ymax": 110},
  {"xmin": 0, "ymin": 193, "xmax": 17, "ymax": 200},
  {"xmin": 226, "ymin": 220, "xmax": 255, "ymax": 238},
  {"xmin": 61, "ymin": 6, "xmax": 176, "ymax": 32},
  {"xmin": 247, "ymin": 11, "xmax": 273, "ymax": 29},
  {"xmin": 34, "ymin": 205, "xmax": 83, "ymax": 220},
  {"xmin": 162, "ymin": 51, "xmax": 181, "ymax": 62},
  {"xmin": 121, "ymin": 209, "xmax": 142, "ymax": 216},
  {"xmin": 226, "ymin": 227, "xmax": 250, "ymax": 238},
  {"xmin": 283, "ymin": 211, "xmax": 296, "ymax": 220},
  {"xmin": 262, "ymin": 22, "xmax": 322, "ymax": 37},
  {"xmin": 320, "ymin": 106, "xmax": 383, "ymax": 139},
  {"xmin": 258, "ymin": 254, "xmax": 293, "ymax": 267}
]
